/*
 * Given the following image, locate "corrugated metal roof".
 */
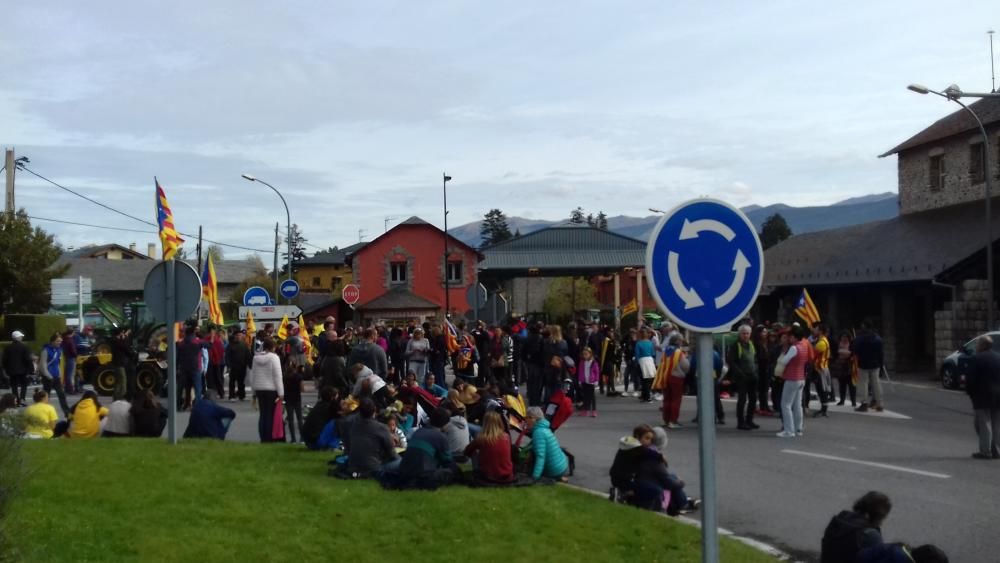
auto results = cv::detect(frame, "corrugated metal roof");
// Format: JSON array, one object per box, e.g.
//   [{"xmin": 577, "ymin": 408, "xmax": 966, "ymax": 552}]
[
  {"xmin": 764, "ymin": 199, "xmax": 1000, "ymax": 287},
  {"xmin": 880, "ymin": 97, "xmax": 1000, "ymax": 157},
  {"xmin": 479, "ymin": 224, "xmax": 647, "ymax": 273}
]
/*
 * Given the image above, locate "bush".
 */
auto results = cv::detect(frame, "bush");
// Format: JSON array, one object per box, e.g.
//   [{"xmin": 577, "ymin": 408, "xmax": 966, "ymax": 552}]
[{"xmin": 0, "ymin": 414, "xmax": 26, "ymax": 562}]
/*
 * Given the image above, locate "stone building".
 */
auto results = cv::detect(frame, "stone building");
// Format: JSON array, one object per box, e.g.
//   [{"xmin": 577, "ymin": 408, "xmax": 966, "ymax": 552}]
[{"xmin": 761, "ymin": 97, "xmax": 1000, "ymax": 374}]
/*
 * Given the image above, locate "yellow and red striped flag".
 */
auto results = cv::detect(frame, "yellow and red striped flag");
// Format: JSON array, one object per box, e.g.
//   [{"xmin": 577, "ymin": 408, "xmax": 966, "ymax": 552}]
[
  {"xmin": 299, "ymin": 315, "xmax": 313, "ymax": 365},
  {"xmin": 277, "ymin": 314, "xmax": 289, "ymax": 340},
  {"xmin": 155, "ymin": 178, "xmax": 184, "ymax": 260},
  {"xmin": 246, "ymin": 310, "xmax": 256, "ymax": 334},
  {"xmin": 201, "ymin": 255, "xmax": 224, "ymax": 325},
  {"xmin": 794, "ymin": 288, "xmax": 821, "ymax": 327}
]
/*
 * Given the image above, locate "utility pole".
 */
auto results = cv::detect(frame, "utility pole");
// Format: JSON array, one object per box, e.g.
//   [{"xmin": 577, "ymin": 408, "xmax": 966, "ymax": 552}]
[
  {"xmin": 443, "ymin": 173, "xmax": 452, "ymax": 319},
  {"xmin": 273, "ymin": 222, "xmax": 280, "ymax": 300},
  {"xmin": 196, "ymin": 225, "xmax": 203, "ymax": 323},
  {"xmin": 4, "ymin": 148, "xmax": 14, "ymax": 213}
]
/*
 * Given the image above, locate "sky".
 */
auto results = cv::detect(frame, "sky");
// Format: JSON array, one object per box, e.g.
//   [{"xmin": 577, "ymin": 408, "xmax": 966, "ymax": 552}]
[{"xmin": 3, "ymin": 1, "xmax": 998, "ymax": 259}]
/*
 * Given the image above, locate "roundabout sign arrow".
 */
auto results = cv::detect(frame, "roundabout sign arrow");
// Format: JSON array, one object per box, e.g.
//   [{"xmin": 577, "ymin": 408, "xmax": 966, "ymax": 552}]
[{"xmin": 646, "ymin": 198, "xmax": 764, "ymax": 333}]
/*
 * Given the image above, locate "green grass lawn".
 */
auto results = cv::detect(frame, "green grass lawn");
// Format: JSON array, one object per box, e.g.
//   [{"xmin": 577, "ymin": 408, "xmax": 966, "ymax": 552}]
[{"xmin": 9, "ymin": 440, "xmax": 777, "ymax": 562}]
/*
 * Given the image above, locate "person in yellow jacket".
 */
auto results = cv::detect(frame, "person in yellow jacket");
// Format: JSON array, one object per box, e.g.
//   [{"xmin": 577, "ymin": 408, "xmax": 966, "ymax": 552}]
[{"xmin": 67, "ymin": 389, "xmax": 109, "ymax": 439}]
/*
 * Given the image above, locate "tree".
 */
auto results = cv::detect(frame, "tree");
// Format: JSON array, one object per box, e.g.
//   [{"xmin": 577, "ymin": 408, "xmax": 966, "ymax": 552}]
[
  {"xmin": 514, "ymin": 228, "xmax": 522, "ymax": 238},
  {"xmin": 542, "ymin": 277, "xmax": 601, "ymax": 323},
  {"xmin": 586, "ymin": 213, "xmax": 595, "ymax": 227},
  {"xmin": 206, "ymin": 244, "xmax": 224, "ymax": 263},
  {"xmin": 0, "ymin": 210, "xmax": 69, "ymax": 315},
  {"xmin": 281, "ymin": 224, "xmax": 309, "ymax": 273},
  {"xmin": 760, "ymin": 213, "xmax": 793, "ymax": 250},
  {"xmin": 570, "ymin": 207, "xmax": 585, "ymax": 224},
  {"xmin": 479, "ymin": 209, "xmax": 512, "ymax": 247},
  {"xmin": 228, "ymin": 273, "xmax": 276, "ymax": 305},
  {"xmin": 596, "ymin": 211, "xmax": 609, "ymax": 230}
]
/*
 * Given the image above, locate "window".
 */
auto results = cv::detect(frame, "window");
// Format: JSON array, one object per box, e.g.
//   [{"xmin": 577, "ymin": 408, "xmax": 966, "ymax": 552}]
[
  {"xmin": 446, "ymin": 261, "xmax": 463, "ymax": 284},
  {"xmin": 390, "ymin": 262, "xmax": 407, "ymax": 284},
  {"xmin": 312, "ymin": 276, "xmax": 321, "ymax": 287},
  {"xmin": 929, "ymin": 154, "xmax": 945, "ymax": 191},
  {"xmin": 969, "ymin": 142, "xmax": 985, "ymax": 184},
  {"xmin": 331, "ymin": 276, "xmax": 342, "ymax": 290}
]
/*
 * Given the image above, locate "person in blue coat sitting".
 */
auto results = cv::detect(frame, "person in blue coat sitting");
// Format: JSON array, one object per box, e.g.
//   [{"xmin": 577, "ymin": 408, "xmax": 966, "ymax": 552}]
[
  {"xmin": 525, "ymin": 406, "xmax": 569, "ymax": 481},
  {"xmin": 183, "ymin": 397, "xmax": 236, "ymax": 440}
]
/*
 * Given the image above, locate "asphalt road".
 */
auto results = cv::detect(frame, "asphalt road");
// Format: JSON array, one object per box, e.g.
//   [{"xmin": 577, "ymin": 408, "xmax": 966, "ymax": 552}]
[{"xmin": 31, "ymin": 373, "xmax": 991, "ymax": 562}]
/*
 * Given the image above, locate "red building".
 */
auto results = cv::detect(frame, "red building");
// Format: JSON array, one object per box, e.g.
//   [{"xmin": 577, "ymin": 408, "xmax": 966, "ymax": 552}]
[{"xmin": 347, "ymin": 217, "xmax": 481, "ymax": 324}]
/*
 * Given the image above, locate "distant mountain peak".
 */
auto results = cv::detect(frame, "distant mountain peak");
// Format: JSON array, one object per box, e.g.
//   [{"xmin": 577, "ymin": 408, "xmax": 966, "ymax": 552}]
[{"xmin": 832, "ymin": 192, "xmax": 897, "ymax": 206}]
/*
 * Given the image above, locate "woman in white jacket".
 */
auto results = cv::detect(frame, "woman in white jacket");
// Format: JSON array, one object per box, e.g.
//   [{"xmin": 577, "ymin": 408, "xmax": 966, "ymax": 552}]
[{"xmin": 250, "ymin": 338, "xmax": 284, "ymax": 442}]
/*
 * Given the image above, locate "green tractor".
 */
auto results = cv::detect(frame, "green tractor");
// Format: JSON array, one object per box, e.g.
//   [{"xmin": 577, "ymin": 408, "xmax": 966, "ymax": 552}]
[{"xmin": 81, "ymin": 302, "xmax": 168, "ymax": 397}]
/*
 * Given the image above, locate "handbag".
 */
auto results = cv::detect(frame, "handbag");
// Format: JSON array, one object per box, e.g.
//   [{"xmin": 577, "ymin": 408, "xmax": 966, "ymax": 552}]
[
  {"xmin": 272, "ymin": 400, "xmax": 286, "ymax": 441},
  {"xmin": 638, "ymin": 356, "xmax": 656, "ymax": 379}
]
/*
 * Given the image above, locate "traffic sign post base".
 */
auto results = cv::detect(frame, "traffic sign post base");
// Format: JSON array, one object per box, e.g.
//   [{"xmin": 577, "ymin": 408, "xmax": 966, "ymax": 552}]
[
  {"xmin": 165, "ymin": 260, "xmax": 178, "ymax": 445},
  {"xmin": 696, "ymin": 332, "xmax": 719, "ymax": 563}
]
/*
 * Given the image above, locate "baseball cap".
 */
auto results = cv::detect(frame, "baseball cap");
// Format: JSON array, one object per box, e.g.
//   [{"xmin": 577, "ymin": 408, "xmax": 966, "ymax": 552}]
[{"xmin": 11, "ymin": 330, "xmax": 24, "ymax": 340}]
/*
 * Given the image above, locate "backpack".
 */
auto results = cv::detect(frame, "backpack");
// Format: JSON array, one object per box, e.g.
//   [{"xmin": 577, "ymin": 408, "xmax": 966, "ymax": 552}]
[{"xmin": 820, "ymin": 511, "xmax": 874, "ymax": 563}]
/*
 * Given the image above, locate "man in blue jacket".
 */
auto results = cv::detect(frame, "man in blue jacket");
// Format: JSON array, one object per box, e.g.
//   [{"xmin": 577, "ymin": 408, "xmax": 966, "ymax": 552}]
[
  {"xmin": 852, "ymin": 321, "xmax": 885, "ymax": 412},
  {"xmin": 183, "ymin": 397, "xmax": 236, "ymax": 440}
]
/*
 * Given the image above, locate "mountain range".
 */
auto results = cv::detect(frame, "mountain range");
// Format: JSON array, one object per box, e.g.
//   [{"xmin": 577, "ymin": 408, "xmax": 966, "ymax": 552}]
[{"xmin": 450, "ymin": 192, "xmax": 898, "ymax": 248}]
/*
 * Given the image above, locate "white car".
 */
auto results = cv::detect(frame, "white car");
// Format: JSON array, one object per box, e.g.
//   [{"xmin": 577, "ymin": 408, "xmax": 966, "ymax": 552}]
[{"xmin": 939, "ymin": 331, "xmax": 1000, "ymax": 389}]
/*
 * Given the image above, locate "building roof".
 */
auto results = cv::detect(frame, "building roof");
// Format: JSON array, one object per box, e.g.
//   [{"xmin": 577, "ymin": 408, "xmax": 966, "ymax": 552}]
[
  {"xmin": 340, "ymin": 241, "xmax": 369, "ymax": 255},
  {"xmin": 297, "ymin": 250, "xmax": 347, "ymax": 267},
  {"xmin": 58, "ymin": 258, "xmax": 264, "ymax": 292},
  {"xmin": 62, "ymin": 243, "xmax": 152, "ymax": 260},
  {"xmin": 880, "ymin": 97, "xmax": 1000, "ymax": 157},
  {"xmin": 358, "ymin": 287, "xmax": 440, "ymax": 311},
  {"xmin": 478, "ymin": 224, "xmax": 647, "ymax": 276},
  {"xmin": 351, "ymin": 216, "xmax": 479, "ymax": 259},
  {"xmin": 763, "ymin": 199, "xmax": 1000, "ymax": 288}
]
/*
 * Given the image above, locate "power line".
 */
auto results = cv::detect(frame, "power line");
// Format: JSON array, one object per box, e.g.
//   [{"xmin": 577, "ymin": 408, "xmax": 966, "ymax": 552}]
[{"xmin": 17, "ymin": 165, "xmax": 272, "ymax": 253}]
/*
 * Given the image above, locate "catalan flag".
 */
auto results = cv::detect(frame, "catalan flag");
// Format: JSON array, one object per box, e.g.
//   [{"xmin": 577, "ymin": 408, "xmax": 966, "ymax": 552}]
[
  {"xmin": 246, "ymin": 310, "xmax": 256, "ymax": 334},
  {"xmin": 155, "ymin": 179, "xmax": 184, "ymax": 260},
  {"xmin": 794, "ymin": 288, "xmax": 821, "ymax": 327},
  {"xmin": 277, "ymin": 314, "xmax": 290, "ymax": 340},
  {"xmin": 444, "ymin": 319, "xmax": 460, "ymax": 353},
  {"xmin": 621, "ymin": 298, "xmax": 638, "ymax": 318},
  {"xmin": 299, "ymin": 315, "xmax": 313, "ymax": 365},
  {"xmin": 201, "ymin": 255, "xmax": 224, "ymax": 325}
]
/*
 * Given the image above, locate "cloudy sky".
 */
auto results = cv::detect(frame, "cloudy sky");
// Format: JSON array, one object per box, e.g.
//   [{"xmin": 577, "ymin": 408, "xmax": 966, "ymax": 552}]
[{"xmin": 3, "ymin": 1, "xmax": 998, "ymax": 258}]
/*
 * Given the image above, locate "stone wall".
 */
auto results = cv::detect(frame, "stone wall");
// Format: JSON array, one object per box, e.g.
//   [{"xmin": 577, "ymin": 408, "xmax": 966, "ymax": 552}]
[
  {"xmin": 934, "ymin": 279, "xmax": 998, "ymax": 367},
  {"xmin": 898, "ymin": 124, "xmax": 1000, "ymax": 215}
]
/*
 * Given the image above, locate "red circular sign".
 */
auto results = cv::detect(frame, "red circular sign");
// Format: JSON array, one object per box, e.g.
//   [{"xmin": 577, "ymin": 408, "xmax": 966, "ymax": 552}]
[{"xmin": 342, "ymin": 284, "xmax": 361, "ymax": 305}]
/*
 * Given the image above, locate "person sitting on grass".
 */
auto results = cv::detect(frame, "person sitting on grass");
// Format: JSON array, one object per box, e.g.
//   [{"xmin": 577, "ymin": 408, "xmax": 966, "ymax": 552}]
[
  {"xmin": 381, "ymin": 410, "xmax": 407, "ymax": 450},
  {"xmin": 525, "ymin": 406, "xmax": 569, "ymax": 481},
  {"xmin": 66, "ymin": 389, "xmax": 108, "ymax": 439},
  {"xmin": 0, "ymin": 393, "xmax": 20, "ymax": 437},
  {"xmin": 636, "ymin": 426, "xmax": 699, "ymax": 516},
  {"xmin": 302, "ymin": 386, "xmax": 340, "ymax": 450},
  {"xmin": 382, "ymin": 407, "xmax": 458, "ymax": 490},
  {"xmin": 130, "ymin": 390, "xmax": 167, "ymax": 438},
  {"xmin": 347, "ymin": 398, "xmax": 399, "ymax": 478},
  {"xmin": 463, "ymin": 410, "xmax": 514, "ymax": 484},
  {"xmin": 22, "ymin": 390, "xmax": 58, "ymax": 439},
  {"xmin": 422, "ymin": 372, "xmax": 448, "ymax": 399},
  {"xmin": 443, "ymin": 405, "xmax": 471, "ymax": 458},
  {"xmin": 182, "ymin": 396, "xmax": 236, "ymax": 440},
  {"xmin": 858, "ymin": 543, "xmax": 949, "ymax": 563},
  {"xmin": 102, "ymin": 392, "xmax": 133, "ymax": 437}
]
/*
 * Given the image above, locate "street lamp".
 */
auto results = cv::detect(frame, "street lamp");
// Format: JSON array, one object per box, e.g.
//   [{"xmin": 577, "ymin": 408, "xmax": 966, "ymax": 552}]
[
  {"xmin": 908, "ymin": 84, "xmax": 1000, "ymax": 329},
  {"xmin": 242, "ymin": 173, "xmax": 292, "ymax": 303},
  {"xmin": 443, "ymin": 173, "xmax": 453, "ymax": 319}
]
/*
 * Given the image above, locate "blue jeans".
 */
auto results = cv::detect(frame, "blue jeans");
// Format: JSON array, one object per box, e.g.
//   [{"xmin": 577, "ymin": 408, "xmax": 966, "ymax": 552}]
[
  {"xmin": 468, "ymin": 423, "xmax": 482, "ymax": 439},
  {"xmin": 780, "ymin": 380, "xmax": 805, "ymax": 434},
  {"xmin": 63, "ymin": 358, "xmax": 77, "ymax": 393},
  {"xmin": 192, "ymin": 371, "xmax": 204, "ymax": 402}
]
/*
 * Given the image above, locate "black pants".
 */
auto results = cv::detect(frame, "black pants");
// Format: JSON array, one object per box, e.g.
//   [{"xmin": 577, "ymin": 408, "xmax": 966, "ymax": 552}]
[
  {"xmin": 580, "ymin": 383, "xmax": 596, "ymax": 411},
  {"xmin": 694, "ymin": 379, "xmax": 725, "ymax": 422},
  {"xmin": 257, "ymin": 390, "xmax": 279, "ymax": 443},
  {"xmin": 640, "ymin": 377, "xmax": 652, "ymax": 402},
  {"xmin": 42, "ymin": 377, "xmax": 71, "ymax": 417},
  {"xmin": 736, "ymin": 377, "xmax": 758, "ymax": 425},
  {"xmin": 208, "ymin": 364, "xmax": 225, "ymax": 399},
  {"xmin": 757, "ymin": 372, "xmax": 772, "ymax": 410},
  {"xmin": 286, "ymin": 401, "xmax": 303, "ymax": 442},
  {"xmin": 229, "ymin": 369, "xmax": 247, "ymax": 400},
  {"xmin": 10, "ymin": 373, "xmax": 28, "ymax": 405},
  {"xmin": 526, "ymin": 364, "xmax": 544, "ymax": 407},
  {"xmin": 838, "ymin": 377, "xmax": 857, "ymax": 405},
  {"xmin": 803, "ymin": 373, "xmax": 829, "ymax": 409}
]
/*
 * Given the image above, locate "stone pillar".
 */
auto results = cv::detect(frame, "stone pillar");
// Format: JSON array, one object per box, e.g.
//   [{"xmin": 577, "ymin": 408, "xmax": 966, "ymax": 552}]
[{"xmin": 880, "ymin": 287, "xmax": 897, "ymax": 372}]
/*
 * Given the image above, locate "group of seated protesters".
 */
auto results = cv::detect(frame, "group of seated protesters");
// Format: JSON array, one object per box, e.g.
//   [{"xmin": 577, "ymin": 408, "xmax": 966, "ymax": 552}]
[
  {"xmin": 609, "ymin": 424, "xmax": 700, "ymax": 516},
  {"xmin": 1, "ymin": 387, "xmax": 172, "ymax": 440},
  {"xmin": 299, "ymin": 363, "xmax": 572, "ymax": 490}
]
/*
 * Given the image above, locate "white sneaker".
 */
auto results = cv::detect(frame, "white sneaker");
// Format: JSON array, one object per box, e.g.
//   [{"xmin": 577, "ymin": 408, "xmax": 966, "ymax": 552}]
[
  {"xmin": 795, "ymin": 431, "xmax": 803, "ymax": 436},
  {"xmin": 775, "ymin": 431, "xmax": 794, "ymax": 438},
  {"xmin": 653, "ymin": 393, "xmax": 663, "ymax": 401}
]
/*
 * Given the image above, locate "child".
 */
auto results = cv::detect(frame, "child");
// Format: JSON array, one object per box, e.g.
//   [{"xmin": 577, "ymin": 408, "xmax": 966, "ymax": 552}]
[
  {"xmin": 577, "ymin": 347, "xmax": 599, "ymax": 418},
  {"xmin": 638, "ymin": 426, "xmax": 699, "ymax": 516},
  {"xmin": 381, "ymin": 412, "xmax": 408, "ymax": 449},
  {"xmin": 283, "ymin": 362, "xmax": 305, "ymax": 443}
]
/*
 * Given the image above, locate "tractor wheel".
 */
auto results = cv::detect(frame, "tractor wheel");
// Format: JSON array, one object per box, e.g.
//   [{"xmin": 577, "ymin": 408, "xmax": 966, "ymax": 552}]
[
  {"xmin": 136, "ymin": 365, "xmax": 162, "ymax": 395},
  {"xmin": 95, "ymin": 367, "xmax": 120, "ymax": 396}
]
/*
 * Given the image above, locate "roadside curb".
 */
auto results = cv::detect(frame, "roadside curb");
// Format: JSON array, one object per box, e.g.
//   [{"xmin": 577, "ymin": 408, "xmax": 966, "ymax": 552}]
[{"xmin": 561, "ymin": 482, "xmax": 801, "ymax": 562}]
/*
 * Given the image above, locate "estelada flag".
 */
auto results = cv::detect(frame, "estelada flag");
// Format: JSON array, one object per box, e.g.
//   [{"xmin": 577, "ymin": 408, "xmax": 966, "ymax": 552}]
[
  {"xmin": 298, "ymin": 315, "xmax": 313, "ymax": 364},
  {"xmin": 277, "ymin": 314, "xmax": 289, "ymax": 340},
  {"xmin": 445, "ymin": 319, "xmax": 460, "ymax": 353},
  {"xmin": 155, "ymin": 178, "xmax": 184, "ymax": 261},
  {"xmin": 794, "ymin": 288, "xmax": 821, "ymax": 327},
  {"xmin": 246, "ymin": 310, "xmax": 256, "ymax": 334},
  {"xmin": 621, "ymin": 298, "xmax": 638, "ymax": 318},
  {"xmin": 201, "ymin": 255, "xmax": 224, "ymax": 326}
]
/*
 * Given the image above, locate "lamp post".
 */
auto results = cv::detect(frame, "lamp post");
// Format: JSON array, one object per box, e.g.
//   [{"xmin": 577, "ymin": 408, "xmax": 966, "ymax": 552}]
[
  {"xmin": 443, "ymin": 173, "xmax": 453, "ymax": 319},
  {"xmin": 242, "ymin": 174, "xmax": 292, "ymax": 303},
  {"xmin": 908, "ymin": 84, "xmax": 1000, "ymax": 329}
]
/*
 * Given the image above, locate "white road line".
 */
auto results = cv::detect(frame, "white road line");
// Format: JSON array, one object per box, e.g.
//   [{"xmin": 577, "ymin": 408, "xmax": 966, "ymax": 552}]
[{"xmin": 781, "ymin": 449, "xmax": 951, "ymax": 479}]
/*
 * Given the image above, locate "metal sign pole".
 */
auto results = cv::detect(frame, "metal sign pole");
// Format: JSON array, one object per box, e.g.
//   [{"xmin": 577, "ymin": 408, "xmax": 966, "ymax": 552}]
[
  {"xmin": 77, "ymin": 276, "xmax": 84, "ymax": 331},
  {"xmin": 166, "ymin": 259, "xmax": 178, "ymax": 444},
  {"xmin": 697, "ymin": 332, "xmax": 719, "ymax": 563}
]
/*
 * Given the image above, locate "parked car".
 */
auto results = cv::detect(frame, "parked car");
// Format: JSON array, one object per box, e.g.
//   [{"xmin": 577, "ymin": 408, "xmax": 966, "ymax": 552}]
[{"xmin": 940, "ymin": 331, "xmax": 1000, "ymax": 389}]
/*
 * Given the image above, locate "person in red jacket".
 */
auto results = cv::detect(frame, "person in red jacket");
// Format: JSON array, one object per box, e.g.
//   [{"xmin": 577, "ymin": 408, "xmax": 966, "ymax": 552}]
[
  {"xmin": 206, "ymin": 326, "xmax": 226, "ymax": 400},
  {"xmin": 544, "ymin": 379, "xmax": 574, "ymax": 431},
  {"xmin": 464, "ymin": 410, "xmax": 514, "ymax": 484}
]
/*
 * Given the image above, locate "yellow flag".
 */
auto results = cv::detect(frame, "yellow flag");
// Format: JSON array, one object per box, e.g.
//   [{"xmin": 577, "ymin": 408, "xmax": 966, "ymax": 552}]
[
  {"xmin": 246, "ymin": 310, "xmax": 256, "ymax": 334},
  {"xmin": 313, "ymin": 324, "xmax": 324, "ymax": 337},
  {"xmin": 621, "ymin": 298, "xmax": 638, "ymax": 317},
  {"xmin": 299, "ymin": 315, "xmax": 313, "ymax": 365},
  {"xmin": 277, "ymin": 314, "xmax": 289, "ymax": 339}
]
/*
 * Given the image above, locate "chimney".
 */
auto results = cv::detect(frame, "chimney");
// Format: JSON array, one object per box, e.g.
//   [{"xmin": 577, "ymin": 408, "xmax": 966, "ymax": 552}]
[
  {"xmin": 148, "ymin": 243, "xmax": 156, "ymax": 258},
  {"xmin": 129, "ymin": 242, "xmax": 136, "ymax": 252}
]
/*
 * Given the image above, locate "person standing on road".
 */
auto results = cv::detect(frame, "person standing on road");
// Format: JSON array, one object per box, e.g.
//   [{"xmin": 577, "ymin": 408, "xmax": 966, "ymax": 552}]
[
  {"xmin": 660, "ymin": 335, "xmax": 690, "ymax": 429},
  {"xmin": 753, "ymin": 326, "xmax": 773, "ymax": 416},
  {"xmin": 206, "ymin": 326, "xmax": 226, "ymax": 400},
  {"xmin": 689, "ymin": 339, "xmax": 725, "ymax": 425},
  {"xmin": 61, "ymin": 328, "xmax": 79, "ymax": 394},
  {"xmin": 634, "ymin": 328, "xmax": 657, "ymax": 403},
  {"xmin": 177, "ymin": 325, "xmax": 201, "ymax": 410},
  {"xmin": 404, "ymin": 327, "xmax": 431, "ymax": 384},
  {"xmin": 599, "ymin": 328, "xmax": 621, "ymax": 397},
  {"xmin": 811, "ymin": 323, "xmax": 832, "ymax": 418},
  {"xmin": 727, "ymin": 325, "xmax": 759, "ymax": 431},
  {"xmin": 40, "ymin": 333, "xmax": 71, "ymax": 416},
  {"xmin": 852, "ymin": 321, "xmax": 884, "ymax": 412},
  {"xmin": 966, "ymin": 335, "xmax": 1000, "ymax": 460},
  {"xmin": 833, "ymin": 333, "xmax": 857, "ymax": 407},
  {"xmin": 249, "ymin": 337, "xmax": 284, "ymax": 443},
  {"xmin": 349, "ymin": 328, "xmax": 388, "ymax": 379},
  {"xmin": 2, "ymin": 330, "xmax": 33, "ymax": 407},
  {"xmin": 776, "ymin": 325, "xmax": 810, "ymax": 438},
  {"xmin": 225, "ymin": 331, "xmax": 252, "ymax": 401}
]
